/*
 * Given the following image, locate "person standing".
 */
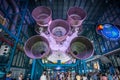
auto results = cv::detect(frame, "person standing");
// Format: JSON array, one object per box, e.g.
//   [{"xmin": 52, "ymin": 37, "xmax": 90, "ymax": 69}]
[
  {"xmin": 83, "ymin": 74, "xmax": 88, "ymax": 80},
  {"xmin": 18, "ymin": 73, "xmax": 24, "ymax": 80},
  {"xmin": 5, "ymin": 71, "xmax": 12, "ymax": 80},
  {"xmin": 100, "ymin": 73, "xmax": 108, "ymax": 80},
  {"xmin": 75, "ymin": 74, "xmax": 81, "ymax": 80},
  {"xmin": 107, "ymin": 73, "xmax": 113, "ymax": 80},
  {"xmin": 40, "ymin": 72, "xmax": 47, "ymax": 80}
]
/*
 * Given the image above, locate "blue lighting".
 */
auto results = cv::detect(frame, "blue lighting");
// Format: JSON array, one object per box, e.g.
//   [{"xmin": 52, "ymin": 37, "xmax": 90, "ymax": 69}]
[
  {"xmin": 0, "ymin": 71, "xmax": 5, "ymax": 78},
  {"xmin": 97, "ymin": 24, "xmax": 120, "ymax": 40},
  {"xmin": 56, "ymin": 66, "xmax": 61, "ymax": 70}
]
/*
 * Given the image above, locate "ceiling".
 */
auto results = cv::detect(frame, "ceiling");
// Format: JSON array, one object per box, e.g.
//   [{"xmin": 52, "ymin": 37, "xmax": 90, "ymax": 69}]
[{"xmin": 28, "ymin": 0, "xmax": 119, "ymax": 25}]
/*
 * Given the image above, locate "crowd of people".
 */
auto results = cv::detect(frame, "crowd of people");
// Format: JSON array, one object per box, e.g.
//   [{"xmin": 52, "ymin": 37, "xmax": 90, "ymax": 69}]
[
  {"xmin": 0, "ymin": 71, "xmax": 30, "ymax": 80},
  {"xmin": 1, "ymin": 68, "xmax": 120, "ymax": 80},
  {"xmin": 40, "ymin": 71, "xmax": 120, "ymax": 80}
]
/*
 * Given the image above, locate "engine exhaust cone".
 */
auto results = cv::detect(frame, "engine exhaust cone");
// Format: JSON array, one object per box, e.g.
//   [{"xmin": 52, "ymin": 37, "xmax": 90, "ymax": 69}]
[
  {"xmin": 32, "ymin": 6, "xmax": 52, "ymax": 27},
  {"xmin": 67, "ymin": 7, "xmax": 87, "ymax": 27},
  {"xmin": 48, "ymin": 19, "xmax": 70, "ymax": 42},
  {"xmin": 24, "ymin": 35, "xmax": 50, "ymax": 59},
  {"xmin": 69, "ymin": 36, "xmax": 94, "ymax": 59}
]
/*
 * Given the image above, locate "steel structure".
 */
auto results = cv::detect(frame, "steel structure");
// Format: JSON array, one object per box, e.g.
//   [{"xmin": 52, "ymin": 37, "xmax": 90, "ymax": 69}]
[{"xmin": 0, "ymin": 0, "xmax": 120, "ymax": 80}]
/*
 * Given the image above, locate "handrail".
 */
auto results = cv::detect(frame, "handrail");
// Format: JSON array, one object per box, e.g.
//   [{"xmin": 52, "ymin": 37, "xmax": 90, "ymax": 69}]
[{"xmin": 37, "ymin": 59, "xmax": 80, "ymax": 67}]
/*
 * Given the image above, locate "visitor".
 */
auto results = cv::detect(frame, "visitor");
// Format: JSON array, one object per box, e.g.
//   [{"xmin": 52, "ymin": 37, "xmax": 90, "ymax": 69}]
[
  {"xmin": 60, "ymin": 72, "xmax": 65, "ymax": 80},
  {"xmin": 113, "ymin": 73, "xmax": 119, "ymax": 80},
  {"xmin": 107, "ymin": 73, "xmax": 113, "ymax": 80},
  {"xmin": 75, "ymin": 74, "xmax": 81, "ymax": 80},
  {"xmin": 40, "ymin": 71, "xmax": 47, "ymax": 80},
  {"xmin": 83, "ymin": 74, "xmax": 87, "ymax": 80},
  {"xmin": 87, "ymin": 74, "xmax": 91, "ymax": 80},
  {"xmin": 67, "ymin": 72, "xmax": 71, "ymax": 80},
  {"xmin": 5, "ymin": 71, "xmax": 12, "ymax": 80},
  {"xmin": 18, "ymin": 73, "xmax": 24, "ymax": 80},
  {"xmin": 100, "ymin": 73, "xmax": 108, "ymax": 80},
  {"xmin": 92, "ymin": 72, "xmax": 98, "ymax": 80}
]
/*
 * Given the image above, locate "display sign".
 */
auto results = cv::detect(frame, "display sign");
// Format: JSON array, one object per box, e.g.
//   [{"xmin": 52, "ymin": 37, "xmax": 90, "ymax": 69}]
[{"xmin": 97, "ymin": 24, "xmax": 120, "ymax": 40}]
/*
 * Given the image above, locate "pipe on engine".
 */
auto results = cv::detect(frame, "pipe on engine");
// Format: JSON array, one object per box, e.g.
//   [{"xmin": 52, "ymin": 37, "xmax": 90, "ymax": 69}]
[
  {"xmin": 69, "ymin": 36, "xmax": 94, "ymax": 60},
  {"xmin": 6, "ymin": 0, "xmax": 19, "ymax": 34},
  {"xmin": 0, "ymin": 37, "xmax": 13, "ymax": 47},
  {"xmin": 0, "ymin": 37, "xmax": 23, "ymax": 51},
  {"xmin": 48, "ymin": 19, "xmax": 70, "ymax": 42},
  {"xmin": 24, "ymin": 35, "xmax": 50, "ymax": 59},
  {"xmin": 67, "ymin": 7, "xmax": 87, "ymax": 27}
]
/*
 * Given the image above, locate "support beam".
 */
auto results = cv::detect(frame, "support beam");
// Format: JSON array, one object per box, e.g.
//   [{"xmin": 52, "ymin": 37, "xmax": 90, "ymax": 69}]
[
  {"xmin": 31, "ymin": 59, "xmax": 36, "ymax": 80},
  {"xmin": 7, "ymin": 0, "xmax": 28, "ymax": 71}
]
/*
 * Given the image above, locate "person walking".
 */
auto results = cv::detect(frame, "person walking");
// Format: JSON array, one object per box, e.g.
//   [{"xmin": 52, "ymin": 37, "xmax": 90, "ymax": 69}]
[{"xmin": 40, "ymin": 71, "xmax": 47, "ymax": 80}]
